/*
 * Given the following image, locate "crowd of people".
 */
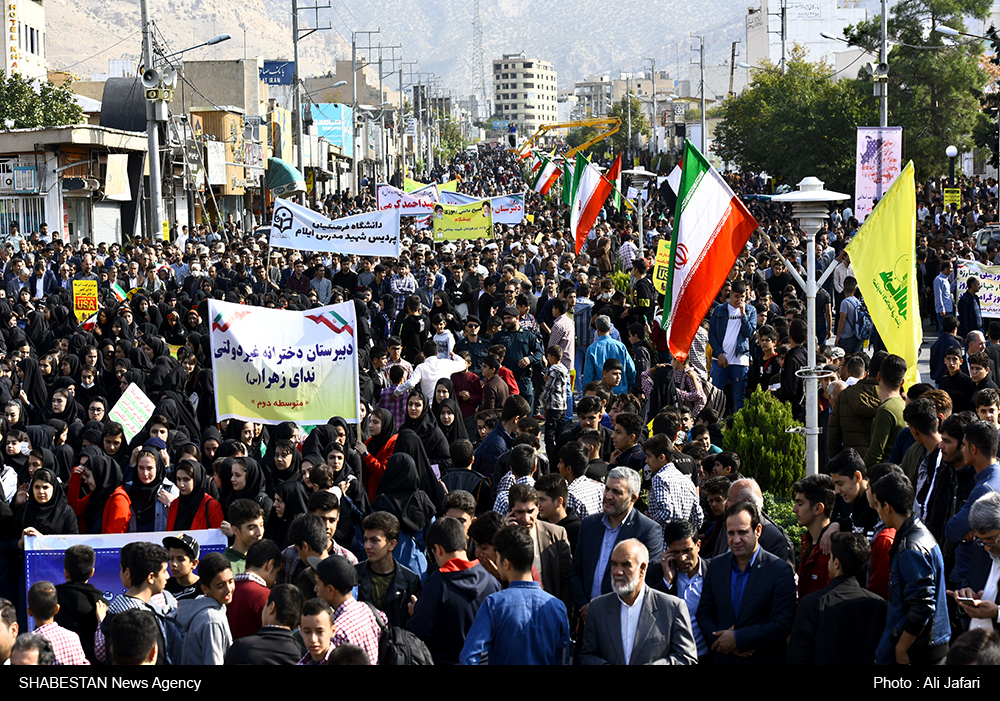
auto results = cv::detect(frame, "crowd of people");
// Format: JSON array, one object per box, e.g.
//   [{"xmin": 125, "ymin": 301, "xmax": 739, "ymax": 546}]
[{"xmin": 1, "ymin": 144, "xmax": 1000, "ymax": 668}]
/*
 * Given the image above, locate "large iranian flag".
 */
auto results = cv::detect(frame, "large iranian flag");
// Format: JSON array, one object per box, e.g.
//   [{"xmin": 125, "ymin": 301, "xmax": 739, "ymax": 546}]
[
  {"xmin": 531, "ymin": 155, "xmax": 561, "ymax": 195},
  {"xmin": 663, "ymin": 141, "xmax": 757, "ymax": 361},
  {"xmin": 570, "ymin": 154, "xmax": 614, "ymax": 254}
]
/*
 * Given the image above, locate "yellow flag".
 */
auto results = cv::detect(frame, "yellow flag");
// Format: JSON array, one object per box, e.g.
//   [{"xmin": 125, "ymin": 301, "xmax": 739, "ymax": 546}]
[
  {"xmin": 403, "ymin": 177, "xmax": 425, "ymax": 193},
  {"xmin": 846, "ymin": 160, "xmax": 921, "ymax": 386},
  {"xmin": 439, "ymin": 180, "xmax": 458, "ymax": 192}
]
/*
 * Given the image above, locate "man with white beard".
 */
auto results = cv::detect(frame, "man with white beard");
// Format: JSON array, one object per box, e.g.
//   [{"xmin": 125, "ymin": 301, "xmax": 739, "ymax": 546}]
[{"xmin": 578, "ymin": 539, "xmax": 698, "ymax": 665}]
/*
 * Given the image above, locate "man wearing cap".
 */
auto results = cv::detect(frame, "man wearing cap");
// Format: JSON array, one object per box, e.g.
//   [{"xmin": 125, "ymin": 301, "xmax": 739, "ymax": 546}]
[
  {"xmin": 493, "ymin": 305, "xmax": 544, "ymax": 407},
  {"xmin": 310, "ymin": 555, "xmax": 385, "ymax": 664}
]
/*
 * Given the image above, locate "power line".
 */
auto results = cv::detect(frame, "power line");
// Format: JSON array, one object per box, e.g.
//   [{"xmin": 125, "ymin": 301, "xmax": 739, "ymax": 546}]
[{"xmin": 53, "ymin": 31, "xmax": 143, "ymax": 73}]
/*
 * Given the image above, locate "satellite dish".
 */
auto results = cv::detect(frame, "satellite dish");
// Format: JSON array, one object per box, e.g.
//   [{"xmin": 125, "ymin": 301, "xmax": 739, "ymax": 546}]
[
  {"xmin": 160, "ymin": 65, "xmax": 177, "ymax": 88},
  {"xmin": 141, "ymin": 68, "xmax": 160, "ymax": 89}
]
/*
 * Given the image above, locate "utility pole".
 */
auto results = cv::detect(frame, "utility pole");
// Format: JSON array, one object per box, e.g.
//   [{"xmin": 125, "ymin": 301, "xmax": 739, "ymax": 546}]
[
  {"xmin": 645, "ymin": 58, "xmax": 656, "ymax": 157},
  {"xmin": 692, "ymin": 35, "xmax": 706, "ymax": 154},
  {"xmin": 376, "ymin": 43, "xmax": 402, "ymax": 183},
  {"xmin": 140, "ymin": 0, "xmax": 165, "ymax": 240},
  {"xmin": 292, "ymin": 0, "xmax": 331, "ymax": 205},
  {"xmin": 626, "ymin": 75, "xmax": 632, "ymax": 166},
  {"xmin": 729, "ymin": 39, "xmax": 741, "ymax": 96},
  {"xmin": 401, "ymin": 60, "xmax": 418, "ymax": 177},
  {"xmin": 352, "ymin": 28, "xmax": 380, "ymax": 195}
]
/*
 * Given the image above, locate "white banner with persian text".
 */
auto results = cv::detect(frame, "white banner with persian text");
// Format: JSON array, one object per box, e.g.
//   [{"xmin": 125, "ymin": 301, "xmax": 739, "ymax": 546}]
[{"xmin": 270, "ymin": 197, "xmax": 399, "ymax": 257}]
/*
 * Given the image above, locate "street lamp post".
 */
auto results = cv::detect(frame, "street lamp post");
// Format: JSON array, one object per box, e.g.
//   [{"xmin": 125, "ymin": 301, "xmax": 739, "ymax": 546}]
[
  {"xmin": 946, "ymin": 144, "xmax": 958, "ymax": 187},
  {"xmin": 772, "ymin": 177, "xmax": 848, "ymax": 476},
  {"xmin": 622, "ymin": 167, "xmax": 656, "ymax": 260}
]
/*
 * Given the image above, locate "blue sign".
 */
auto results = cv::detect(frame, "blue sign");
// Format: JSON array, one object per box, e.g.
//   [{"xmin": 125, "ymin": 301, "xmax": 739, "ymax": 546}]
[
  {"xmin": 260, "ymin": 61, "xmax": 294, "ymax": 85},
  {"xmin": 312, "ymin": 103, "xmax": 354, "ymax": 156}
]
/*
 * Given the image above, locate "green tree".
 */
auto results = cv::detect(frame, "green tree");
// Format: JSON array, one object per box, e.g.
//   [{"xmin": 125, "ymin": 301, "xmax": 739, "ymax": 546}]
[
  {"xmin": 713, "ymin": 47, "xmax": 876, "ymax": 191},
  {"xmin": 608, "ymin": 93, "xmax": 650, "ymax": 154},
  {"xmin": 844, "ymin": 0, "xmax": 990, "ymax": 179},
  {"xmin": 973, "ymin": 28, "xmax": 1000, "ymax": 167},
  {"xmin": 0, "ymin": 71, "xmax": 84, "ymax": 129},
  {"xmin": 436, "ymin": 117, "xmax": 466, "ymax": 163},
  {"xmin": 566, "ymin": 125, "xmax": 599, "ymax": 155},
  {"xmin": 722, "ymin": 387, "xmax": 805, "ymax": 496}
]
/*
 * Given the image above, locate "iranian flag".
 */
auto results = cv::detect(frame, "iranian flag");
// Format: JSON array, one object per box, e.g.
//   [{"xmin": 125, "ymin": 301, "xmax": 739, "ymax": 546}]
[
  {"xmin": 80, "ymin": 312, "xmax": 98, "ymax": 332},
  {"xmin": 561, "ymin": 156, "xmax": 575, "ymax": 206},
  {"xmin": 570, "ymin": 154, "xmax": 614, "ymax": 254},
  {"xmin": 531, "ymin": 155, "xmax": 561, "ymax": 195},
  {"xmin": 663, "ymin": 140, "xmax": 757, "ymax": 361},
  {"xmin": 607, "ymin": 153, "xmax": 623, "ymax": 210},
  {"xmin": 110, "ymin": 282, "xmax": 128, "ymax": 302}
]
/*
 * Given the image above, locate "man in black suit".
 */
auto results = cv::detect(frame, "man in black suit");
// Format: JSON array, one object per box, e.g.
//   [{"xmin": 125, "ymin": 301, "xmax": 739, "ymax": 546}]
[
  {"xmin": 223, "ymin": 584, "xmax": 305, "ymax": 665},
  {"xmin": 787, "ymin": 531, "xmax": 886, "ymax": 664},
  {"xmin": 711, "ymin": 477, "xmax": 794, "ymax": 566},
  {"xmin": 646, "ymin": 519, "xmax": 712, "ymax": 662},
  {"xmin": 696, "ymin": 502, "xmax": 796, "ymax": 665},
  {"xmin": 570, "ymin": 466, "xmax": 664, "ymax": 624}
]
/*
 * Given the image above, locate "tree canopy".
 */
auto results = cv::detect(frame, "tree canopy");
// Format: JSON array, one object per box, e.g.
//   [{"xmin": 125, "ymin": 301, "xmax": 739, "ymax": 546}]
[
  {"xmin": 713, "ymin": 47, "xmax": 876, "ymax": 192},
  {"xmin": 844, "ymin": 0, "xmax": 989, "ymax": 179},
  {"xmin": 608, "ymin": 94, "xmax": 650, "ymax": 154},
  {"xmin": 0, "ymin": 71, "xmax": 84, "ymax": 129}
]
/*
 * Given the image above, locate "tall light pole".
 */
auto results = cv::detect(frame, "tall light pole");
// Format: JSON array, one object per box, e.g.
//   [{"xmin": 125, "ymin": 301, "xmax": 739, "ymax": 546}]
[
  {"xmin": 773, "ymin": 177, "xmax": 848, "ymax": 476},
  {"xmin": 692, "ymin": 35, "xmax": 706, "ymax": 154},
  {"xmin": 140, "ymin": 0, "xmax": 165, "ymax": 240},
  {"xmin": 645, "ymin": 57, "xmax": 656, "ymax": 156},
  {"xmin": 352, "ymin": 28, "xmax": 380, "ymax": 195},
  {"xmin": 622, "ymin": 167, "xmax": 655, "ymax": 259}
]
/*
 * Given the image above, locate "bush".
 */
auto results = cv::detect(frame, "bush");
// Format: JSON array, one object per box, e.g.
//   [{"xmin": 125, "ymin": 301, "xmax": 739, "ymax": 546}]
[{"xmin": 722, "ymin": 386, "xmax": 805, "ymax": 496}]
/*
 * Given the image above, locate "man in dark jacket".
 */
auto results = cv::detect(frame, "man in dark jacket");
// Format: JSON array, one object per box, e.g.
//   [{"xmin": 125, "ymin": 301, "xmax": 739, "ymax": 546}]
[
  {"xmin": 407, "ymin": 517, "xmax": 501, "ymax": 665},
  {"xmin": 223, "ymin": 584, "xmax": 305, "ymax": 665},
  {"xmin": 788, "ymin": 531, "xmax": 886, "ymax": 664},
  {"xmin": 828, "ymin": 351, "xmax": 885, "ymax": 459},
  {"xmin": 55, "ymin": 545, "xmax": 104, "ymax": 664},
  {"xmin": 774, "ymin": 319, "xmax": 808, "ymax": 422},
  {"xmin": 355, "ymin": 512, "xmax": 422, "ymax": 628}
]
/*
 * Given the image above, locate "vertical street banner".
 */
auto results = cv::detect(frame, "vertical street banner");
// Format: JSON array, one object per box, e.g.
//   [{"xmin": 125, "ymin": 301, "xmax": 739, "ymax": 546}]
[
  {"xmin": 855, "ymin": 126, "xmax": 903, "ymax": 221},
  {"xmin": 846, "ymin": 160, "xmax": 921, "ymax": 386},
  {"xmin": 72, "ymin": 280, "xmax": 99, "ymax": 323},
  {"xmin": 210, "ymin": 299, "xmax": 360, "ymax": 425},
  {"xmin": 432, "ymin": 199, "xmax": 494, "ymax": 241},
  {"xmin": 270, "ymin": 197, "xmax": 400, "ymax": 257},
  {"xmin": 376, "ymin": 182, "xmax": 440, "ymax": 215}
]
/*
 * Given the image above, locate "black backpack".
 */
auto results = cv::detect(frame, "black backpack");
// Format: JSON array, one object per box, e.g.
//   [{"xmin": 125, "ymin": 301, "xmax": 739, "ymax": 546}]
[{"xmin": 364, "ymin": 602, "xmax": 434, "ymax": 665}]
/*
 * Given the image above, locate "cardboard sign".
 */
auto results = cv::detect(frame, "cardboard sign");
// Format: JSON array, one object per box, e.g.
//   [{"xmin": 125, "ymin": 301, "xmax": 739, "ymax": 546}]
[
  {"xmin": 108, "ymin": 382, "xmax": 157, "ymax": 442},
  {"xmin": 72, "ymin": 280, "xmax": 99, "ymax": 323}
]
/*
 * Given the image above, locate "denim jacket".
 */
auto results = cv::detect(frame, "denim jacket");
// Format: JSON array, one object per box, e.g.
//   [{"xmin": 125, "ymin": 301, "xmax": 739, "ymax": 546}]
[
  {"xmin": 876, "ymin": 516, "xmax": 950, "ymax": 664},
  {"xmin": 708, "ymin": 302, "xmax": 757, "ymax": 362}
]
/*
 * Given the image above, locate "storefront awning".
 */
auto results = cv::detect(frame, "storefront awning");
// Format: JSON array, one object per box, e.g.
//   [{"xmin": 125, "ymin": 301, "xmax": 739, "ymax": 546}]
[{"xmin": 266, "ymin": 157, "xmax": 306, "ymax": 197}]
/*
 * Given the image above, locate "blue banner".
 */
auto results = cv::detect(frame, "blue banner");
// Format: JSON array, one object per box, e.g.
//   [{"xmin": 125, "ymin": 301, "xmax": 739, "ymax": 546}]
[
  {"xmin": 312, "ymin": 103, "xmax": 354, "ymax": 156},
  {"xmin": 260, "ymin": 61, "xmax": 295, "ymax": 85},
  {"xmin": 25, "ymin": 529, "xmax": 228, "ymax": 624}
]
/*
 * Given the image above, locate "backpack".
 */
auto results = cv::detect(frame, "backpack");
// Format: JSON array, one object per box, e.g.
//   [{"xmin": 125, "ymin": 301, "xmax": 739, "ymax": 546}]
[
  {"xmin": 363, "ymin": 602, "xmax": 435, "ymax": 665},
  {"xmin": 852, "ymin": 297, "xmax": 874, "ymax": 341}
]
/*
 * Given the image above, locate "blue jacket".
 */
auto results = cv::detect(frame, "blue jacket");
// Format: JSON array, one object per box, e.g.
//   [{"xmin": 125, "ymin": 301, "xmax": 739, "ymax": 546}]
[
  {"xmin": 473, "ymin": 424, "xmax": 514, "ymax": 481},
  {"xmin": 945, "ymin": 464, "xmax": 1000, "ymax": 583},
  {"xmin": 876, "ymin": 516, "xmax": 950, "ymax": 664},
  {"xmin": 708, "ymin": 302, "xmax": 757, "ymax": 362},
  {"xmin": 459, "ymin": 581, "xmax": 570, "ymax": 665},
  {"xmin": 581, "ymin": 334, "xmax": 635, "ymax": 395}
]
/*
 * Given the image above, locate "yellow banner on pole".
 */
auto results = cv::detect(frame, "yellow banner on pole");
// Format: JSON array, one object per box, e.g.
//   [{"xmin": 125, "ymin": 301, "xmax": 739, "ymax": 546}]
[
  {"xmin": 652, "ymin": 239, "xmax": 672, "ymax": 294},
  {"xmin": 846, "ymin": 160, "xmax": 921, "ymax": 386},
  {"xmin": 432, "ymin": 200, "xmax": 493, "ymax": 241},
  {"xmin": 72, "ymin": 280, "xmax": 99, "ymax": 323}
]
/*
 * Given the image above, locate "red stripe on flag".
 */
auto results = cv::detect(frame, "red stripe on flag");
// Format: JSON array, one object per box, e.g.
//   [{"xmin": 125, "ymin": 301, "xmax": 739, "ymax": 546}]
[{"xmin": 667, "ymin": 196, "xmax": 757, "ymax": 361}]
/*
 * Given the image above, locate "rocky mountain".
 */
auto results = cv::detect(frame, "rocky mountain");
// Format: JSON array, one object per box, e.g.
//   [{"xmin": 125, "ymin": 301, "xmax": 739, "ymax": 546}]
[{"xmin": 47, "ymin": 0, "xmax": 752, "ymax": 92}]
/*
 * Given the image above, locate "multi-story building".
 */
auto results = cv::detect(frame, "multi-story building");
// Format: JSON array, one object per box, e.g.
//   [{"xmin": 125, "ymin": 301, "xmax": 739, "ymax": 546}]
[
  {"xmin": 4, "ymin": 0, "xmax": 46, "ymax": 80},
  {"xmin": 493, "ymin": 52, "xmax": 558, "ymax": 135}
]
